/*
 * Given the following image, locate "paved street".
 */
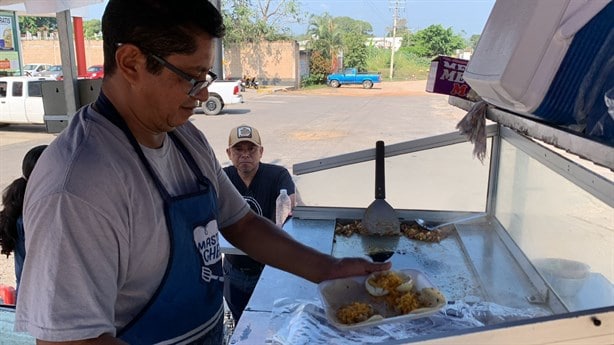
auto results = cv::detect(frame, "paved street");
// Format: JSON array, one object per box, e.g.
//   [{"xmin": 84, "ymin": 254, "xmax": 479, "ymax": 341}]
[{"xmin": 198, "ymin": 80, "xmax": 468, "ymax": 172}]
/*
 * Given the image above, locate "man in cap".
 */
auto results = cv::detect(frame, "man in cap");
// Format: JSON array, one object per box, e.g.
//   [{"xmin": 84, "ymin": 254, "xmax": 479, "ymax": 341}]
[{"xmin": 223, "ymin": 124, "xmax": 296, "ymax": 322}]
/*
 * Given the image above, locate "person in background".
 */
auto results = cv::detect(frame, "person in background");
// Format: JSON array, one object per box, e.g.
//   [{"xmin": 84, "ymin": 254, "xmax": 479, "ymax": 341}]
[
  {"xmin": 223, "ymin": 124, "xmax": 296, "ymax": 322},
  {"xmin": 0, "ymin": 145, "xmax": 47, "ymax": 295},
  {"xmin": 15, "ymin": 1, "xmax": 390, "ymax": 344}
]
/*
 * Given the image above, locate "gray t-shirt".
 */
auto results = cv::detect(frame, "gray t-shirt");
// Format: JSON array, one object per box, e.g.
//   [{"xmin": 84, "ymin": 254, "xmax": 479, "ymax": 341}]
[{"xmin": 15, "ymin": 104, "xmax": 250, "ymax": 341}]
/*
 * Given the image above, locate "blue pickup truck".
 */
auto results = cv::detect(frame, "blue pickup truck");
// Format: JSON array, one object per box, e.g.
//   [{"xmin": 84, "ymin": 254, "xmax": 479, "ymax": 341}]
[{"xmin": 326, "ymin": 68, "xmax": 382, "ymax": 89}]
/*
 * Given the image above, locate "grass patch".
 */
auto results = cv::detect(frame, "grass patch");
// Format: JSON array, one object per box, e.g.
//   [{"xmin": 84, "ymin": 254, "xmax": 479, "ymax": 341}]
[{"xmin": 300, "ymin": 84, "xmax": 329, "ymax": 91}]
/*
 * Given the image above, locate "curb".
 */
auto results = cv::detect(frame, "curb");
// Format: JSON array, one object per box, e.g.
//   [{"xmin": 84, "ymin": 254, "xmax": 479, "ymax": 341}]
[{"xmin": 256, "ymin": 86, "xmax": 296, "ymax": 94}]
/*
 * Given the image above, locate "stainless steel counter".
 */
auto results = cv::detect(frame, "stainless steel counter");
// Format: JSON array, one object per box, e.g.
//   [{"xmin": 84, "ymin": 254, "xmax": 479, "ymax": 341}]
[
  {"xmin": 226, "ymin": 214, "xmax": 562, "ymax": 344},
  {"xmin": 224, "ymin": 218, "xmax": 335, "ymax": 344}
]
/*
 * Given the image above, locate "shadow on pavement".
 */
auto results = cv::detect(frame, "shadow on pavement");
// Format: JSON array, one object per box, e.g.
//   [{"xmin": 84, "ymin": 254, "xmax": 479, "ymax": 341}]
[{"xmin": 192, "ymin": 108, "xmax": 251, "ymax": 116}]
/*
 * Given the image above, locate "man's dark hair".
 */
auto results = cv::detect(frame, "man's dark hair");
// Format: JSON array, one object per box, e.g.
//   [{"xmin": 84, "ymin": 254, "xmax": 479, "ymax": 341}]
[
  {"xmin": 101, "ymin": 0, "xmax": 225, "ymax": 76},
  {"xmin": 0, "ymin": 145, "xmax": 47, "ymax": 257}
]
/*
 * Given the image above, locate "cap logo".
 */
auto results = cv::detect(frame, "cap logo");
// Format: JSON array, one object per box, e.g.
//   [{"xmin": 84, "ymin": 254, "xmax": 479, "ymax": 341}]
[{"xmin": 237, "ymin": 126, "xmax": 253, "ymax": 139}]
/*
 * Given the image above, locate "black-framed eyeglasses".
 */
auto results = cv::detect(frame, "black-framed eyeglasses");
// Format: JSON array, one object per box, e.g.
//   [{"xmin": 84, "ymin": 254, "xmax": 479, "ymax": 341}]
[{"xmin": 150, "ymin": 54, "xmax": 217, "ymax": 97}]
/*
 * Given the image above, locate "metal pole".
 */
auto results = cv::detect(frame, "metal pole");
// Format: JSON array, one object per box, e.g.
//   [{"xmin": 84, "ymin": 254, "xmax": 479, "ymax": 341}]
[
  {"xmin": 73, "ymin": 16, "xmax": 87, "ymax": 78},
  {"xmin": 56, "ymin": 9, "xmax": 79, "ymax": 118},
  {"xmin": 389, "ymin": 1, "xmax": 398, "ymax": 80},
  {"xmin": 212, "ymin": 0, "xmax": 224, "ymax": 78}
]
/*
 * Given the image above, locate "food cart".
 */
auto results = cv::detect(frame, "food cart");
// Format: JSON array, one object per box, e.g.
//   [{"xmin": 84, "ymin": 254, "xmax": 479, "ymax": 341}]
[
  {"xmin": 225, "ymin": 99, "xmax": 613, "ymax": 343},
  {"xmin": 227, "ymin": 2, "xmax": 614, "ymax": 343}
]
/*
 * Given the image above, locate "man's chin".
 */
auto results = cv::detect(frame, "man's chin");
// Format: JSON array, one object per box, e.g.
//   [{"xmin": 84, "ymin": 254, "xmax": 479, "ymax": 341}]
[
  {"xmin": 238, "ymin": 164, "xmax": 256, "ymax": 173},
  {"xmin": 171, "ymin": 109, "xmax": 195, "ymax": 126}
]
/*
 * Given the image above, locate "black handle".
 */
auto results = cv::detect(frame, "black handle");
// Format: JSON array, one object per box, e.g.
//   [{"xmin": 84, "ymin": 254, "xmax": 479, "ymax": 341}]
[{"xmin": 375, "ymin": 140, "xmax": 385, "ymax": 199}]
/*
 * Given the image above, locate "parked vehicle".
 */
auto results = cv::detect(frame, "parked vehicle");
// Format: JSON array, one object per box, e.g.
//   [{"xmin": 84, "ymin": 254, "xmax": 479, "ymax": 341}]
[
  {"xmin": 0, "ymin": 76, "xmax": 53, "ymax": 126},
  {"xmin": 22, "ymin": 63, "xmax": 52, "ymax": 77},
  {"xmin": 198, "ymin": 79, "xmax": 244, "ymax": 115},
  {"xmin": 40, "ymin": 65, "xmax": 64, "ymax": 80},
  {"xmin": 327, "ymin": 68, "xmax": 382, "ymax": 89},
  {"xmin": 85, "ymin": 65, "xmax": 104, "ymax": 79}
]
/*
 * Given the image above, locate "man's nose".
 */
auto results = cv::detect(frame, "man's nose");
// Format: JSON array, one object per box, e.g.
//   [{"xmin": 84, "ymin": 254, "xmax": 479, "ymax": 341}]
[{"xmin": 193, "ymin": 87, "xmax": 209, "ymax": 102}]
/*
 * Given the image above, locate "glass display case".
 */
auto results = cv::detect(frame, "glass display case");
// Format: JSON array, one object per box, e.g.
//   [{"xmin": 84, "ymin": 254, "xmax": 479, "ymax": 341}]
[{"xmin": 228, "ymin": 99, "xmax": 613, "ymax": 344}]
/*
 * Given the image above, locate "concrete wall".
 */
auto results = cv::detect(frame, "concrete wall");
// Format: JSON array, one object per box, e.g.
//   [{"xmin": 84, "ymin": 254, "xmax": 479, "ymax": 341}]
[
  {"xmin": 21, "ymin": 39, "xmax": 103, "ymax": 68},
  {"xmin": 22, "ymin": 39, "xmax": 299, "ymax": 87},
  {"xmin": 225, "ymin": 40, "xmax": 299, "ymax": 87}
]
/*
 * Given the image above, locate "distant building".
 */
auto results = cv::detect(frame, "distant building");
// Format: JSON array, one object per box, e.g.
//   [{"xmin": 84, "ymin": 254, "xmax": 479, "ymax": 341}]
[
  {"xmin": 366, "ymin": 37, "xmax": 403, "ymax": 52},
  {"xmin": 455, "ymin": 48, "xmax": 473, "ymax": 60}
]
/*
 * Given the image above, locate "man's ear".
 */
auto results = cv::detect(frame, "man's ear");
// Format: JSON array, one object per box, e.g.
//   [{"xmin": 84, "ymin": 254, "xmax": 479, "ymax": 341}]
[
  {"xmin": 115, "ymin": 44, "xmax": 146, "ymax": 85},
  {"xmin": 226, "ymin": 147, "xmax": 232, "ymax": 159}
]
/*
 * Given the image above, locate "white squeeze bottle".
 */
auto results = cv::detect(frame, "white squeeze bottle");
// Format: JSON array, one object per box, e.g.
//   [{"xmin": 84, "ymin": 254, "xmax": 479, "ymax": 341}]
[{"xmin": 275, "ymin": 189, "xmax": 292, "ymax": 226}]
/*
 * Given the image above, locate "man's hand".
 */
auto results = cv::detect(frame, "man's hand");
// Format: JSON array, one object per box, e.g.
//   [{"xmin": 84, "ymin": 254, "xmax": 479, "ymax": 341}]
[{"xmin": 319, "ymin": 257, "xmax": 391, "ymax": 283}]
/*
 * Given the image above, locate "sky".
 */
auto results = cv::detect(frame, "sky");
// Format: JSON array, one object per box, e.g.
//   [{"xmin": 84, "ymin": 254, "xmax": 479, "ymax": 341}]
[{"xmin": 77, "ymin": 0, "xmax": 496, "ymax": 38}]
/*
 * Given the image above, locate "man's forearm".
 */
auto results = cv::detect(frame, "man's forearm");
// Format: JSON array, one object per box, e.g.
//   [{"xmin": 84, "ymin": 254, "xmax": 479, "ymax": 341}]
[{"xmin": 222, "ymin": 212, "xmax": 336, "ymax": 282}]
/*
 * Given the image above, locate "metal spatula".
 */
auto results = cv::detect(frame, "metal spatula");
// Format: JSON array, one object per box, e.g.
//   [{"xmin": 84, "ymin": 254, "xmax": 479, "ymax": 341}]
[{"xmin": 362, "ymin": 141, "xmax": 400, "ymax": 236}]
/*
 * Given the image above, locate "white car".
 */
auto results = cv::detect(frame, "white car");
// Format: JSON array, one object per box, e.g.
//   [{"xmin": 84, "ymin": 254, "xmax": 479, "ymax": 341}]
[
  {"xmin": 22, "ymin": 63, "xmax": 53, "ymax": 77},
  {"xmin": 199, "ymin": 79, "xmax": 244, "ymax": 115},
  {"xmin": 0, "ymin": 76, "xmax": 53, "ymax": 126},
  {"xmin": 40, "ymin": 65, "xmax": 64, "ymax": 80}
]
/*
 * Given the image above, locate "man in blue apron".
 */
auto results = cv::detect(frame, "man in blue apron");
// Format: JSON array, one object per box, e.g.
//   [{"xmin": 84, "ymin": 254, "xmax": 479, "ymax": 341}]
[{"xmin": 15, "ymin": 1, "xmax": 391, "ymax": 344}]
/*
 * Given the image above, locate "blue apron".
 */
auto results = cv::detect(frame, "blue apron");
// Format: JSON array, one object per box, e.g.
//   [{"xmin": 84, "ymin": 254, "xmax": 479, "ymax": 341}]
[{"xmin": 94, "ymin": 92, "xmax": 224, "ymax": 344}]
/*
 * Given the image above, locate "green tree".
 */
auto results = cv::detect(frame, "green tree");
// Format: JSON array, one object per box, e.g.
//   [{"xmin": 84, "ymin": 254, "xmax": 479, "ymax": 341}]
[
  {"xmin": 307, "ymin": 13, "xmax": 342, "ymax": 71},
  {"xmin": 468, "ymin": 34, "xmax": 481, "ymax": 50},
  {"xmin": 404, "ymin": 24, "xmax": 465, "ymax": 58},
  {"xmin": 334, "ymin": 16, "xmax": 371, "ymax": 71},
  {"xmin": 302, "ymin": 49, "xmax": 331, "ymax": 86},
  {"xmin": 342, "ymin": 32, "xmax": 368, "ymax": 71},
  {"xmin": 18, "ymin": 16, "xmax": 57, "ymax": 36},
  {"xmin": 386, "ymin": 18, "xmax": 410, "ymax": 38},
  {"xmin": 335, "ymin": 16, "xmax": 373, "ymax": 37},
  {"xmin": 399, "ymin": 30, "xmax": 413, "ymax": 48},
  {"xmin": 222, "ymin": 0, "xmax": 303, "ymax": 43},
  {"xmin": 83, "ymin": 19, "xmax": 101, "ymax": 40}
]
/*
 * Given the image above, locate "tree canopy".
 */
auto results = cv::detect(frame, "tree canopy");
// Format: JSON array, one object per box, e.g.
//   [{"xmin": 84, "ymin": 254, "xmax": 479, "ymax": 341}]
[
  {"xmin": 222, "ymin": 0, "xmax": 304, "ymax": 43},
  {"xmin": 403, "ymin": 24, "xmax": 466, "ymax": 58},
  {"xmin": 307, "ymin": 14, "xmax": 376, "ymax": 72},
  {"xmin": 18, "ymin": 17, "xmax": 102, "ymax": 40},
  {"xmin": 18, "ymin": 16, "xmax": 56, "ymax": 36},
  {"xmin": 307, "ymin": 13, "xmax": 342, "ymax": 62},
  {"xmin": 83, "ymin": 19, "xmax": 101, "ymax": 40}
]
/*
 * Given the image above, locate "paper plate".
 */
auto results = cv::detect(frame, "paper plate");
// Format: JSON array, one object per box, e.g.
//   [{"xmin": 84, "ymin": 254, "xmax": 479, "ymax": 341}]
[{"xmin": 318, "ymin": 269, "xmax": 446, "ymax": 330}]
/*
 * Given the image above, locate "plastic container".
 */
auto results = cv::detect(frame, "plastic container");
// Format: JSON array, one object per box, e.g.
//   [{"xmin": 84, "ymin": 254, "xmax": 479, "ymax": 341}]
[
  {"xmin": 0, "ymin": 284, "xmax": 16, "ymax": 305},
  {"xmin": 425, "ymin": 56, "xmax": 473, "ymax": 100},
  {"xmin": 533, "ymin": 258, "xmax": 590, "ymax": 297},
  {"xmin": 464, "ymin": 0, "xmax": 613, "ymax": 141},
  {"xmin": 318, "ymin": 269, "xmax": 446, "ymax": 330},
  {"xmin": 275, "ymin": 189, "xmax": 292, "ymax": 226}
]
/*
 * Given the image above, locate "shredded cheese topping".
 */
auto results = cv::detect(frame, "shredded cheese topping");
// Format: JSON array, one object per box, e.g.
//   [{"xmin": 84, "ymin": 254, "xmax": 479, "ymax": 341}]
[
  {"xmin": 336, "ymin": 302, "xmax": 375, "ymax": 324},
  {"xmin": 367, "ymin": 271, "xmax": 404, "ymax": 291}
]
